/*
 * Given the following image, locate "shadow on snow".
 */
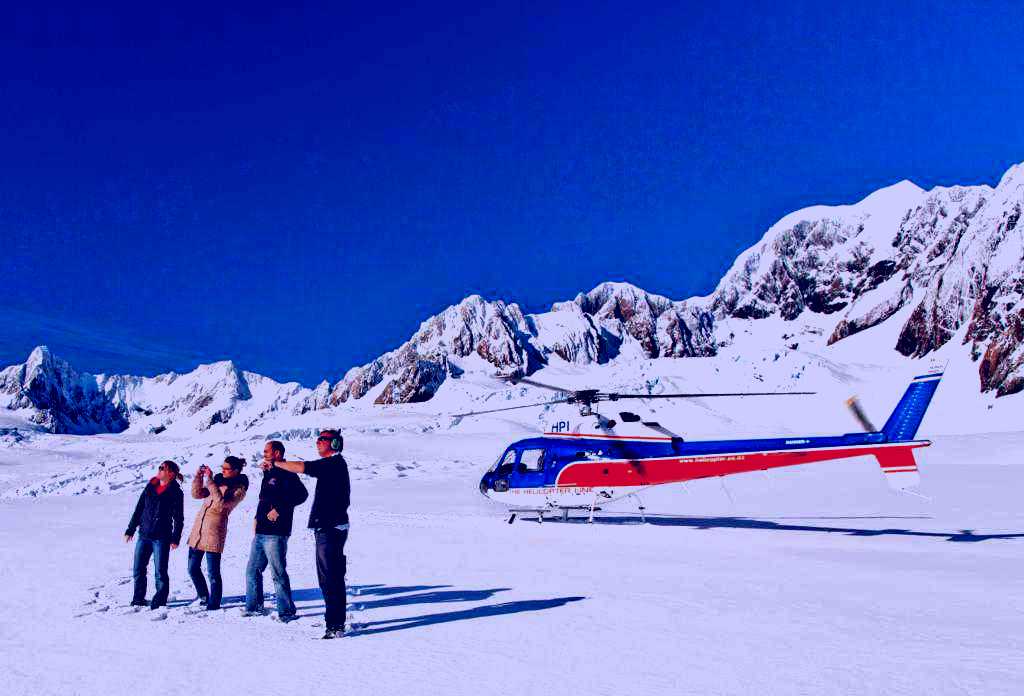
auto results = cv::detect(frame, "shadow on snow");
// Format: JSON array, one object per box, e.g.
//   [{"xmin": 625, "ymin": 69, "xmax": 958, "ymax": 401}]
[
  {"xmin": 283, "ymin": 584, "xmax": 584, "ymax": 635},
  {"xmin": 522, "ymin": 513, "xmax": 1024, "ymax": 542},
  {"xmin": 348, "ymin": 596, "xmax": 586, "ymax": 636}
]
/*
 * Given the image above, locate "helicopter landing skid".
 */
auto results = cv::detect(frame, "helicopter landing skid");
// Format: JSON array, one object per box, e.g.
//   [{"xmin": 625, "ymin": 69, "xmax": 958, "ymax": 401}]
[{"xmin": 505, "ymin": 505, "xmax": 603, "ymax": 525}]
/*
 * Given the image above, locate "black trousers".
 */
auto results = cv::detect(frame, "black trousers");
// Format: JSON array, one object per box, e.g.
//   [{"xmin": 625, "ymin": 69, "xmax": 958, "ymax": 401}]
[{"xmin": 314, "ymin": 527, "xmax": 348, "ymax": 630}]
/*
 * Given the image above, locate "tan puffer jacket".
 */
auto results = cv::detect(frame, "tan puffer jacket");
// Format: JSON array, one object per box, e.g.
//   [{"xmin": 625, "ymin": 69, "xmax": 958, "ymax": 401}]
[{"xmin": 187, "ymin": 474, "xmax": 248, "ymax": 553}]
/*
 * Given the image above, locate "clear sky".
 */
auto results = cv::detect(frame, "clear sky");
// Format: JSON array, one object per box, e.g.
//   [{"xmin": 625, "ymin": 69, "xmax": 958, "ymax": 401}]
[{"xmin": 2, "ymin": 2, "xmax": 1023, "ymax": 385}]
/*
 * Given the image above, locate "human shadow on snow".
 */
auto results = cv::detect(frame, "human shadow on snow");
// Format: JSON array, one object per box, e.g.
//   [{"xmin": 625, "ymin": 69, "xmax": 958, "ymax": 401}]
[
  {"xmin": 289, "ymin": 586, "xmax": 512, "ymax": 613},
  {"xmin": 347, "ymin": 596, "xmax": 586, "ymax": 637},
  {"xmin": 279, "ymin": 584, "xmax": 583, "ymax": 633},
  {"xmin": 524, "ymin": 514, "xmax": 1024, "ymax": 543},
  {"xmin": 289, "ymin": 584, "xmax": 454, "ymax": 604}
]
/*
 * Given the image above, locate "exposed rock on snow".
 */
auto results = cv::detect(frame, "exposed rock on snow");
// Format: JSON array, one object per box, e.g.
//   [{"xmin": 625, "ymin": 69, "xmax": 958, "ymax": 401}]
[
  {"xmin": 0, "ymin": 347, "xmax": 129, "ymax": 434},
  {"xmin": 0, "ymin": 347, "xmax": 310, "ymax": 434},
  {"xmin": 325, "ymin": 282, "xmax": 719, "ymax": 405},
  {"xmin": 712, "ymin": 164, "xmax": 1024, "ymax": 396}
]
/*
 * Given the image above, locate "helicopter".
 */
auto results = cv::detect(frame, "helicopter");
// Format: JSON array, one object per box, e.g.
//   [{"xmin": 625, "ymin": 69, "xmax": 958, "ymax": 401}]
[{"xmin": 459, "ymin": 368, "xmax": 944, "ymax": 523}]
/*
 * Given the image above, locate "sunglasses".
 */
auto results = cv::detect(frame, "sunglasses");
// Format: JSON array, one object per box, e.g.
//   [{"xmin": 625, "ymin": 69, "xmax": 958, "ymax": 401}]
[{"xmin": 158, "ymin": 465, "xmax": 171, "ymax": 471}]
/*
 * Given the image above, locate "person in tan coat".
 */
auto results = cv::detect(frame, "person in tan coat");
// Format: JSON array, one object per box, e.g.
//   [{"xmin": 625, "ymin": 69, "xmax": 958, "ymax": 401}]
[{"xmin": 186, "ymin": 456, "xmax": 248, "ymax": 610}]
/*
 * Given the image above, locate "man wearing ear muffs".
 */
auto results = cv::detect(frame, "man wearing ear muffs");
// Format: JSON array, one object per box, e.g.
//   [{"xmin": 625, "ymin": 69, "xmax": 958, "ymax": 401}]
[{"xmin": 264, "ymin": 428, "xmax": 350, "ymax": 639}]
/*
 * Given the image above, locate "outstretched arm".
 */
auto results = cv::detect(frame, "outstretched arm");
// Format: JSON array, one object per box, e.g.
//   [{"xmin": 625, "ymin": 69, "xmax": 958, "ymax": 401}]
[{"xmin": 272, "ymin": 460, "xmax": 306, "ymax": 475}]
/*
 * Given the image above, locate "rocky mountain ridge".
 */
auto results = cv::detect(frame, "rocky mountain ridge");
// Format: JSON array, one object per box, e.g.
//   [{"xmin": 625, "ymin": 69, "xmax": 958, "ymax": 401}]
[
  {"xmin": 710, "ymin": 162, "xmax": 1024, "ymax": 396},
  {"xmin": 0, "ymin": 347, "xmax": 308, "ymax": 435},
  {"xmin": 3, "ymin": 161, "xmax": 1022, "ymax": 433}
]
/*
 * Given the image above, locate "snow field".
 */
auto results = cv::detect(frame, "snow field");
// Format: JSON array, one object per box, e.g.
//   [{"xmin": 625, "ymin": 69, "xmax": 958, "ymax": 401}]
[{"xmin": 1, "ymin": 429, "xmax": 1023, "ymax": 696}]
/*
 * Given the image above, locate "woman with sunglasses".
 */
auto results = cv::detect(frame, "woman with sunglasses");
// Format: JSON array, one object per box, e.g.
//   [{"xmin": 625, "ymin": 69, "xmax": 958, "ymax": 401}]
[
  {"xmin": 186, "ymin": 456, "xmax": 248, "ymax": 610},
  {"xmin": 124, "ymin": 460, "xmax": 185, "ymax": 610}
]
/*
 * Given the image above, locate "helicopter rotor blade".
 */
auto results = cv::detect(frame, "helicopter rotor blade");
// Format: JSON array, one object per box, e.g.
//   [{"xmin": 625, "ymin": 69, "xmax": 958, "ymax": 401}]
[
  {"xmin": 506, "ymin": 376, "xmax": 576, "ymax": 394},
  {"xmin": 606, "ymin": 391, "xmax": 816, "ymax": 400},
  {"xmin": 452, "ymin": 398, "xmax": 574, "ymax": 418}
]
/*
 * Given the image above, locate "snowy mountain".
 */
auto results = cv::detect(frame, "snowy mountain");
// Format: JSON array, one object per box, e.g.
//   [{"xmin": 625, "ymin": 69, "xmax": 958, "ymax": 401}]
[
  {"xmin": 318, "ymin": 283, "xmax": 716, "ymax": 408},
  {"xmin": 0, "ymin": 347, "xmax": 130, "ymax": 433},
  {"xmin": 3, "ymin": 161, "xmax": 1022, "ymax": 433},
  {"xmin": 710, "ymin": 162, "xmax": 1024, "ymax": 396},
  {"xmin": 326, "ymin": 161, "xmax": 1023, "ymax": 405},
  {"xmin": 0, "ymin": 346, "xmax": 311, "ymax": 435}
]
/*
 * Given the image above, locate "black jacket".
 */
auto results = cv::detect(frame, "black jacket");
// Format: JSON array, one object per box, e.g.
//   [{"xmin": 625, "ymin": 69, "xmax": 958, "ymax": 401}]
[
  {"xmin": 255, "ymin": 467, "xmax": 308, "ymax": 536},
  {"xmin": 304, "ymin": 454, "xmax": 351, "ymax": 529},
  {"xmin": 126, "ymin": 478, "xmax": 185, "ymax": 544}
]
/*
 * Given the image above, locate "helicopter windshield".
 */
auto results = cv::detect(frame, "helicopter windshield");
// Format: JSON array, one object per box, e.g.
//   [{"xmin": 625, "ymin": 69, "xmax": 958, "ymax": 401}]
[{"xmin": 489, "ymin": 449, "xmax": 516, "ymax": 473}]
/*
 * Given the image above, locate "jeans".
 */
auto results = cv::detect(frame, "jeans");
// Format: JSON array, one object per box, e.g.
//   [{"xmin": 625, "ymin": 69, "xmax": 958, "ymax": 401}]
[
  {"xmin": 187, "ymin": 547, "xmax": 223, "ymax": 609},
  {"xmin": 132, "ymin": 537, "xmax": 170, "ymax": 608},
  {"xmin": 314, "ymin": 527, "xmax": 348, "ymax": 631},
  {"xmin": 245, "ymin": 534, "xmax": 295, "ymax": 616}
]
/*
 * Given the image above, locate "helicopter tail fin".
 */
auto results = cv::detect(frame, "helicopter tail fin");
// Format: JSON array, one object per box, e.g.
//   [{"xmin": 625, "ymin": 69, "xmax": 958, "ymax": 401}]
[
  {"xmin": 880, "ymin": 367, "xmax": 944, "ymax": 443},
  {"xmin": 874, "ymin": 447, "xmax": 923, "ymax": 491},
  {"xmin": 870, "ymin": 366, "xmax": 944, "ymax": 491}
]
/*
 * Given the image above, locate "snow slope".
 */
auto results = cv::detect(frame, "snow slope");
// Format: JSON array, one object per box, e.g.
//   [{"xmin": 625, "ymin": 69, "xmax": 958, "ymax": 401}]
[{"xmin": 1, "ymin": 427, "xmax": 1022, "ymax": 696}]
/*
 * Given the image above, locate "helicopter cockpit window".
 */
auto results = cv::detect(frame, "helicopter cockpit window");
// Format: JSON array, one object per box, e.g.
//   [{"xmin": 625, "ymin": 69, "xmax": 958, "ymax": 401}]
[
  {"xmin": 490, "ymin": 450, "xmax": 516, "ymax": 473},
  {"xmin": 519, "ymin": 448, "xmax": 545, "ymax": 473}
]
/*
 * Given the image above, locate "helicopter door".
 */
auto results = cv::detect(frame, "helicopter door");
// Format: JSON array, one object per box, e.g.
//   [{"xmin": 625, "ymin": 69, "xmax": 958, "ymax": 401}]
[{"xmin": 512, "ymin": 448, "xmax": 546, "ymax": 489}]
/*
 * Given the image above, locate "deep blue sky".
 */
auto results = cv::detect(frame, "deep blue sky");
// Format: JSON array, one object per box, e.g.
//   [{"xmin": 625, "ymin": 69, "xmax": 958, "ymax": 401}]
[{"xmin": 2, "ymin": 2, "xmax": 1023, "ymax": 385}]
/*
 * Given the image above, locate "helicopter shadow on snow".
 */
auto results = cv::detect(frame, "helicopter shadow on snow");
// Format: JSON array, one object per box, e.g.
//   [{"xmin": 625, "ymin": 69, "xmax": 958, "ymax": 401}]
[
  {"xmin": 524, "ymin": 514, "xmax": 1024, "ymax": 543},
  {"xmin": 283, "ymin": 584, "xmax": 585, "ymax": 635}
]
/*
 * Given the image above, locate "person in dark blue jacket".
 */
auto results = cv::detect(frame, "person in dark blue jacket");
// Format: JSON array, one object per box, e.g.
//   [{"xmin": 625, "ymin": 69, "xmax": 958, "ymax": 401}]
[
  {"xmin": 244, "ymin": 440, "xmax": 308, "ymax": 619},
  {"xmin": 124, "ymin": 460, "xmax": 185, "ymax": 609}
]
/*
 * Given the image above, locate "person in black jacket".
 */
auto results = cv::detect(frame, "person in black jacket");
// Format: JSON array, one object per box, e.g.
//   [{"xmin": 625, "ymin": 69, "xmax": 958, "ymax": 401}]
[
  {"xmin": 244, "ymin": 440, "xmax": 308, "ymax": 619},
  {"xmin": 265, "ymin": 429, "xmax": 350, "ymax": 639},
  {"xmin": 124, "ymin": 460, "xmax": 185, "ymax": 609}
]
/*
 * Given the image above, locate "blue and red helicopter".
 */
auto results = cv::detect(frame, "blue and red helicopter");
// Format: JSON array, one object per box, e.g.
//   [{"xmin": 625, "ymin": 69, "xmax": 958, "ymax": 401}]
[{"xmin": 461, "ymin": 369, "xmax": 943, "ymax": 521}]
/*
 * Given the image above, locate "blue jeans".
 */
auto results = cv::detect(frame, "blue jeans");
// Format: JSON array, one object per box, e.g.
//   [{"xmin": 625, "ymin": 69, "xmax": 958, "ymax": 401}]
[
  {"xmin": 132, "ymin": 537, "xmax": 170, "ymax": 608},
  {"xmin": 187, "ymin": 547, "xmax": 223, "ymax": 609},
  {"xmin": 246, "ymin": 534, "xmax": 295, "ymax": 616}
]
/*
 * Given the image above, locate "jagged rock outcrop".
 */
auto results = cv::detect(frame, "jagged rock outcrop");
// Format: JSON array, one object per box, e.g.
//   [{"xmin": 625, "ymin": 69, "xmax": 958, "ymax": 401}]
[
  {"xmin": 712, "ymin": 181, "xmax": 924, "ymax": 322},
  {"xmin": 0, "ymin": 347, "xmax": 310, "ymax": 434},
  {"xmin": 325, "ymin": 282, "xmax": 718, "ymax": 405},
  {"xmin": 0, "ymin": 347, "xmax": 129, "ymax": 433},
  {"xmin": 712, "ymin": 162, "xmax": 1024, "ymax": 396}
]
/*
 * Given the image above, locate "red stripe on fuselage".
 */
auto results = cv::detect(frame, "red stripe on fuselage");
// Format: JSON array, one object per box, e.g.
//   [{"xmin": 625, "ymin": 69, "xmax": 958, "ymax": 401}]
[{"xmin": 555, "ymin": 443, "xmax": 922, "ymax": 488}]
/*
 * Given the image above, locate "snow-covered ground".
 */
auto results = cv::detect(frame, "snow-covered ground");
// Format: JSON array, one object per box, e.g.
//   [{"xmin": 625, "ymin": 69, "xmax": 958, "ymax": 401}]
[
  {"xmin": 2, "ymin": 339, "xmax": 1023, "ymax": 696},
  {"xmin": 2, "ymin": 378, "xmax": 1023, "ymax": 695}
]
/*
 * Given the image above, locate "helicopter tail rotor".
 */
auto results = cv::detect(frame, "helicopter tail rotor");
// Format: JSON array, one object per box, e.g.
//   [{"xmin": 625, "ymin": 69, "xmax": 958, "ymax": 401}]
[{"xmin": 845, "ymin": 396, "xmax": 877, "ymax": 432}]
